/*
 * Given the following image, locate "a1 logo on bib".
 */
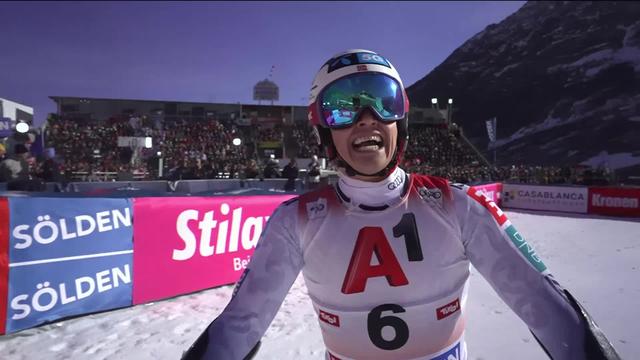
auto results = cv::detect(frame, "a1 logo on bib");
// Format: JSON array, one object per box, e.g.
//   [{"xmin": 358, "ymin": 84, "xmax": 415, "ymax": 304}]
[
  {"xmin": 418, "ymin": 187, "xmax": 443, "ymax": 208},
  {"xmin": 306, "ymin": 198, "xmax": 328, "ymax": 220}
]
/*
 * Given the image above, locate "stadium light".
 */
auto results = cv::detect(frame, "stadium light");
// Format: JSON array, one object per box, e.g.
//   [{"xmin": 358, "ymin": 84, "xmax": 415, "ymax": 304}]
[
  {"xmin": 431, "ymin": 98, "xmax": 438, "ymax": 105},
  {"xmin": 156, "ymin": 150, "xmax": 164, "ymax": 178},
  {"xmin": 16, "ymin": 122, "xmax": 29, "ymax": 133},
  {"xmin": 232, "ymin": 138, "xmax": 242, "ymax": 146}
]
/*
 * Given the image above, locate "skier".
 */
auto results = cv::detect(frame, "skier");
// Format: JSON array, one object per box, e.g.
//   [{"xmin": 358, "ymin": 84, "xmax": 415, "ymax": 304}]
[{"xmin": 183, "ymin": 50, "xmax": 620, "ymax": 360}]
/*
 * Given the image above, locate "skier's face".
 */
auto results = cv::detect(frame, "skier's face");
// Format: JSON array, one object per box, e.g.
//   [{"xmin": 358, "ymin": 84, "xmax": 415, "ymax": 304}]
[{"xmin": 330, "ymin": 109, "xmax": 397, "ymax": 181}]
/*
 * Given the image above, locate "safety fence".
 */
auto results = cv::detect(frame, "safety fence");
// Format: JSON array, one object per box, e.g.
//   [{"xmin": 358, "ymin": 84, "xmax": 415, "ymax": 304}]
[
  {"xmin": 0, "ymin": 193, "xmax": 294, "ymax": 334},
  {"xmin": 469, "ymin": 182, "xmax": 640, "ymax": 217},
  {"xmin": 0, "ymin": 178, "xmax": 307, "ymax": 194},
  {"xmin": 0, "ymin": 181, "xmax": 638, "ymax": 334}
]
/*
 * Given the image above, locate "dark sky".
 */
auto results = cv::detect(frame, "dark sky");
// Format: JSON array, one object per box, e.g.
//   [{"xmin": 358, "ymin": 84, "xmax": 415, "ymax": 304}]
[{"xmin": 0, "ymin": 1, "xmax": 525, "ymax": 125}]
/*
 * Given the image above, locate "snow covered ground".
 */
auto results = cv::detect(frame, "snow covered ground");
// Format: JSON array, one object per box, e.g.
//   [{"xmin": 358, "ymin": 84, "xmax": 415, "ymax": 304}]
[{"xmin": 1, "ymin": 210, "xmax": 638, "ymax": 360}]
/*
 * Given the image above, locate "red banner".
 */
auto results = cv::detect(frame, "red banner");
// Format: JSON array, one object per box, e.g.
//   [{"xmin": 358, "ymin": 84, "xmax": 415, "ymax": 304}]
[
  {"xmin": 0, "ymin": 198, "xmax": 9, "ymax": 335},
  {"xmin": 588, "ymin": 187, "xmax": 640, "ymax": 217}
]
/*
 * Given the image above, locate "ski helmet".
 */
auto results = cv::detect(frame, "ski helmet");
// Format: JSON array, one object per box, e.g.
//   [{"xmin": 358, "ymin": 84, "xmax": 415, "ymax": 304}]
[{"xmin": 308, "ymin": 49, "xmax": 410, "ymax": 177}]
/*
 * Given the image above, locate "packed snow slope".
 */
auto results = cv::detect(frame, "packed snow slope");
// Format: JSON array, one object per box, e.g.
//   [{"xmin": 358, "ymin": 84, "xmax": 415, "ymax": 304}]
[{"xmin": 0, "ymin": 210, "xmax": 638, "ymax": 359}]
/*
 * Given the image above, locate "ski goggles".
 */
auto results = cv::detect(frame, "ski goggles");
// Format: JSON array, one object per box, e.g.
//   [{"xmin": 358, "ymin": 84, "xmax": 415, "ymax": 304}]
[{"xmin": 318, "ymin": 73, "xmax": 407, "ymax": 129}]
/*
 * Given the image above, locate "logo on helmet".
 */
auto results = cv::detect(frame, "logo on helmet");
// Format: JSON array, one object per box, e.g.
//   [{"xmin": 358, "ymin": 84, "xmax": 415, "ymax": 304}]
[{"xmin": 327, "ymin": 52, "xmax": 391, "ymax": 73}]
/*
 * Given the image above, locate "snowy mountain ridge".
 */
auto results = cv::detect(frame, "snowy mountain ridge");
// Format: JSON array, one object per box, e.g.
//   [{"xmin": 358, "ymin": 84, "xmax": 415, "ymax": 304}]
[{"xmin": 407, "ymin": 1, "xmax": 640, "ymax": 167}]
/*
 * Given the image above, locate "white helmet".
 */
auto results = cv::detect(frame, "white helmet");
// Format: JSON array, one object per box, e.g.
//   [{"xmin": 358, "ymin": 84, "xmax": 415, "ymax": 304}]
[{"xmin": 308, "ymin": 49, "xmax": 410, "ymax": 176}]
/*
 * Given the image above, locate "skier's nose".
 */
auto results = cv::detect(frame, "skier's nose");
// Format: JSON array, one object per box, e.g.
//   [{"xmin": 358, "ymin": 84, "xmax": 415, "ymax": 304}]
[{"xmin": 355, "ymin": 109, "xmax": 378, "ymax": 127}]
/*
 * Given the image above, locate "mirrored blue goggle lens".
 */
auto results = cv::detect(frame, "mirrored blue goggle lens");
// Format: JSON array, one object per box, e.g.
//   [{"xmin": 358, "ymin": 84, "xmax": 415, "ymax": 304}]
[{"xmin": 319, "ymin": 73, "xmax": 405, "ymax": 128}]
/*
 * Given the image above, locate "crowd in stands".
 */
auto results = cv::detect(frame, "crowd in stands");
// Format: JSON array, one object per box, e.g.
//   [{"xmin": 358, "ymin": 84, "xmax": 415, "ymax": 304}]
[
  {"xmin": 405, "ymin": 124, "xmax": 478, "ymax": 169},
  {"xmin": 45, "ymin": 117, "xmax": 146, "ymax": 177},
  {"xmin": 255, "ymin": 125, "xmax": 282, "ymax": 143},
  {"xmin": 290, "ymin": 121, "xmax": 317, "ymax": 158},
  {"xmin": 157, "ymin": 118, "xmax": 250, "ymax": 181},
  {"xmin": 0, "ymin": 113, "xmax": 618, "ymax": 189},
  {"xmin": 405, "ymin": 162, "xmax": 613, "ymax": 186}
]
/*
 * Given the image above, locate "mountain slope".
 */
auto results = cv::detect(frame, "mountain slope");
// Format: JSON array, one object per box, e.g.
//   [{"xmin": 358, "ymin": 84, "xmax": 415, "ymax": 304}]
[{"xmin": 406, "ymin": 1, "xmax": 640, "ymax": 167}]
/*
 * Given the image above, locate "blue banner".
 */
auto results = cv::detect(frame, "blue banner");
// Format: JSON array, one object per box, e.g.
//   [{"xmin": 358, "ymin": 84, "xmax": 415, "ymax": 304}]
[
  {"xmin": 6, "ymin": 254, "xmax": 133, "ymax": 332},
  {"xmin": 0, "ymin": 117, "xmax": 11, "ymax": 138},
  {"xmin": 6, "ymin": 198, "xmax": 134, "ymax": 333},
  {"xmin": 9, "ymin": 198, "xmax": 133, "ymax": 263}
]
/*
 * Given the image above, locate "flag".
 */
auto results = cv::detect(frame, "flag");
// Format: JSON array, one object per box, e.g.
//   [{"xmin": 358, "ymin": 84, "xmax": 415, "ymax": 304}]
[{"xmin": 485, "ymin": 117, "xmax": 497, "ymax": 143}]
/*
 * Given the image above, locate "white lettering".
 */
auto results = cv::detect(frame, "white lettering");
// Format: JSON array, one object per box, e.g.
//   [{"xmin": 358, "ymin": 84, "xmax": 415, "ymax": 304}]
[
  {"xmin": 477, "ymin": 189, "xmax": 495, "ymax": 202},
  {"xmin": 440, "ymin": 304, "xmax": 459, "ymax": 315},
  {"xmin": 320, "ymin": 312, "xmax": 337, "ymax": 324},
  {"xmin": 75, "ymin": 276, "xmax": 95, "ymax": 300},
  {"xmin": 13, "ymin": 225, "xmax": 32, "ymax": 249},
  {"xmin": 229, "ymin": 207, "xmax": 242, "ymax": 252},
  {"xmin": 112, "ymin": 208, "xmax": 131, "ymax": 229},
  {"xmin": 33, "ymin": 215, "xmax": 58, "ymax": 245},
  {"xmin": 233, "ymin": 255, "xmax": 251, "ymax": 271},
  {"xmin": 512, "ymin": 230, "xmax": 525, "ymax": 244},
  {"xmin": 59, "ymin": 219, "xmax": 77, "ymax": 240},
  {"xmin": 59, "ymin": 283, "xmax": 76, "ymax": 304},
  {"xmin": 11, "ymin": 295, "xmax": 30, "ymax": 320},
  {"xmin": 32, "ymin": 282, "xmax": 58, "ymax": 312},
  {"xmin": 476, "ymin": 190, "xmax": 504, "ymax": 216},
  {"xmin": 215, "ymin": 204, "xmax": 230, "ymax": 254},
  {"xmin": 9, "ymin": 265, "xmax": 132, "ymax": 322},
  {"xmin": 112, "ymin": 264, "xmax": 131, "ymax": 287},
  {"xmin": 593, "ymin": 194, "xmax": 638, "ymax": 208},
  {"xmin": 198, "ymin": 211, "xmax": 217, "ymax": 257},
  {"xmin": 13, "ymin": 208, "xmax": 132, "ymax": 250},
  {"xmin": 75, "ymin": 215, "xmax": 96, "ymax": 237},
  {"xmin": 516, "ymin": 237, "xmax": 543, "ymax": 263},
  {"xmin": 96, "ymin": 211, "xmax": 113, "ymax": 232},
  {"xmin": 241, "ymin": 216, "xmax": 263, "ymax": 250},
  {"xmin": 359, "ymin": 53, "xmax": 384, "ymax": 63},
  {"xmin": 174, "ymin": 209, "xmax": 198, "ymax": 260},
  {"xmin": 173, "ymin": 205, "xmax": 272, "ymax": 260},
  {"xmin": 96, "ymin": 270, "xmax": 112, "ymax": 292}
]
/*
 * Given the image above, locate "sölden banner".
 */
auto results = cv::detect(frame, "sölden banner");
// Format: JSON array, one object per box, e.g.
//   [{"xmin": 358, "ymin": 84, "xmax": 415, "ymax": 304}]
[{"xmin": 6, "ymin": 198, "xmax": 133, "ymax": 333}]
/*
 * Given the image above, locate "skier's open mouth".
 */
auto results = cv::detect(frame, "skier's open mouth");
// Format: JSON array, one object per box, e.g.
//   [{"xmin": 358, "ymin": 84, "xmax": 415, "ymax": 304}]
[{"xmin": 352, "ymin": 135, "xmax": 384, "ymax": 152}]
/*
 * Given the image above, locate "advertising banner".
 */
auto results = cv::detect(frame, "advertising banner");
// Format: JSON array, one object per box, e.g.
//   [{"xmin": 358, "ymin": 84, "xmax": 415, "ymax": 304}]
[
  {"xmin": 502, "ymin": 184, "xmax": 588, "ymax": 213},
  {"xmin": 588, "ymin": 187, "xmax": 640, "ymax": 217},
  {"xmin": 470, "ymin": 183, "xmax": 502, "ymax": 206},
  {"xmin": 485, "ymin": 117, "xmax": 497, "ymax": 143},
  {"xmin": 132, "ymin": 195, "xmax": 295, "ymax": 304},
  {"xmin": 6, "ymin": 198, "xmax": 133, "ymax": 333},
  {"xmin": 0, "ymin": 118, "xmax": 11, "ymax": 138},
  {"xmin": 0, "ymin": 198, "xmax": 9, "ymax": 335}
]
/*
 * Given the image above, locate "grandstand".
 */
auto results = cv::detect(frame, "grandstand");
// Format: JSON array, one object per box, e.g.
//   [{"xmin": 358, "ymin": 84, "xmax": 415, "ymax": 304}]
[
  {"xmin": 46, "ymin": 96, "xmax": 314, "ymax": 181},
  {"xmin": 4, "ymin": 95, "xmax": 609, "ymax": 190}
]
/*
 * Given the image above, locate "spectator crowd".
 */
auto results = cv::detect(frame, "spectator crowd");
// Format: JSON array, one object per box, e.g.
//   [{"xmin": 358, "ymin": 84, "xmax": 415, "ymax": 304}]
[{"xmin": 0, "ymin": 113, "xmax": 619, "ymax": 189}]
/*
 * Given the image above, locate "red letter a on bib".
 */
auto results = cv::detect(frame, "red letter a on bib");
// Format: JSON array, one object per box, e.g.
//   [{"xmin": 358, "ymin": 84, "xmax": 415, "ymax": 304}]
[{"xmin": 341, "ymin": 227, "xmax": 409, "ymax": 294}]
